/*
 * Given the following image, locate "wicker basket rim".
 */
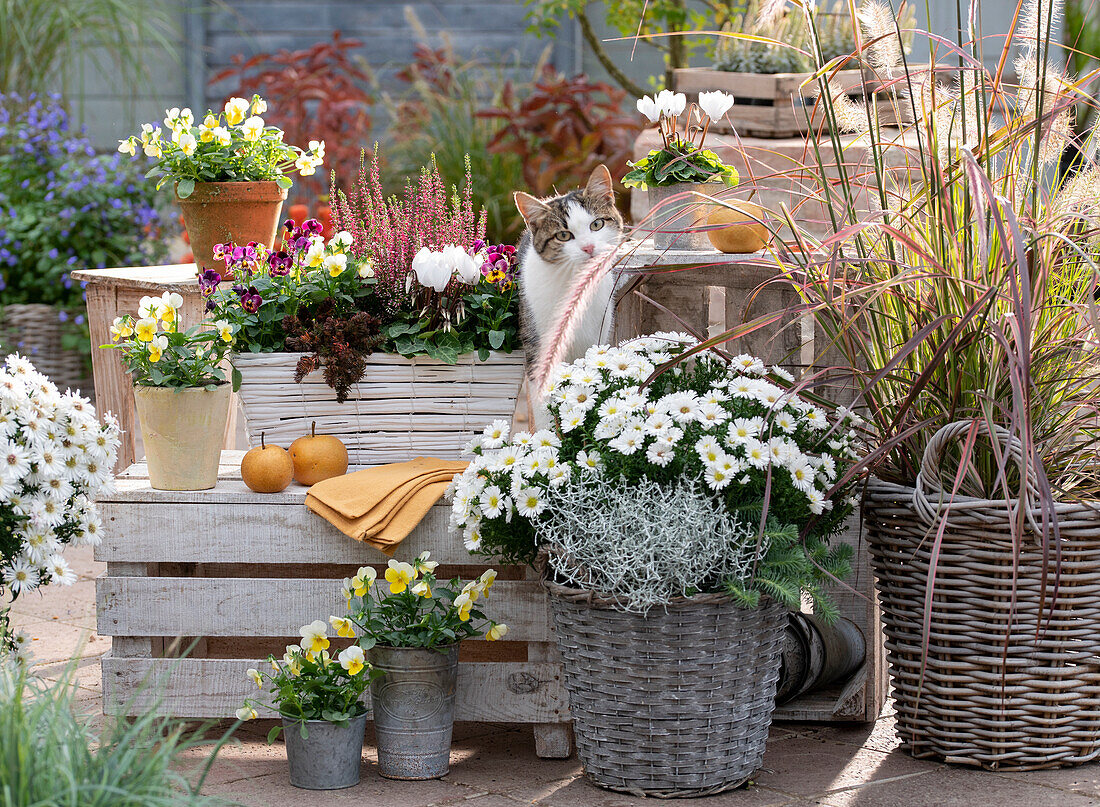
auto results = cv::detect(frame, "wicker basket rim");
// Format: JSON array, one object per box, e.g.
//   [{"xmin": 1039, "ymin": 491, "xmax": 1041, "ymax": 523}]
[
  {"xmin": 867, "ymin": 474, "xmax": 1100, "ymax": 516},
  {"xmin": 542, "ymin": 577, "xmax": 766, "ymax": 610}
]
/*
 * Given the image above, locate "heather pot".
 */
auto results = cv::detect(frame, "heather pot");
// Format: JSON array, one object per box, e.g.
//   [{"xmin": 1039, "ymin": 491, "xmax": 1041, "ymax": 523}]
[
  {"xmin": 368, "ymin": 645, "xmax": 459, "ymax": 780},
  {"xmin": 133, "ymin": 384, "xmax": 230, "ymax": 490},
  {"xmin": 176, "ymin": 180, "xmax": 288, "ymax": 274}
]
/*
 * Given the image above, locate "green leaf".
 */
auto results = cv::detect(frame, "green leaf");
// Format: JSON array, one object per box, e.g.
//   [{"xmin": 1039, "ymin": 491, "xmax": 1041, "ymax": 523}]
[
  {"xmin": 232, "ymin": 367, "xmax": 242, "ymax": 392},
  {"xmin": 488, "ymin": 329, "xmax": 506, "ymax": 350},
  {"xmin": 176, "ymin": 178, "xmax": 195, "ymax": 198},
  {"xmin": 266, "ymin": 725, "xmax": 282, "ymax": 744}
]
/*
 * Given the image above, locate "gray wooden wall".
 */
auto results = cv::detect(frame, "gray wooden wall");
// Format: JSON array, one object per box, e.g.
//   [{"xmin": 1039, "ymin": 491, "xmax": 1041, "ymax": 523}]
[{"xmin": 68, "ymin": 0, "xmax": 1033, "ymax": 152}]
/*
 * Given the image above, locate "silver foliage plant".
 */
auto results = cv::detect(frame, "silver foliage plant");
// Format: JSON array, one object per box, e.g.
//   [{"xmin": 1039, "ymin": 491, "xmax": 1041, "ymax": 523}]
[{"xmin": 536, "ymin": 475, "xmax": 764, "ymax": 614}]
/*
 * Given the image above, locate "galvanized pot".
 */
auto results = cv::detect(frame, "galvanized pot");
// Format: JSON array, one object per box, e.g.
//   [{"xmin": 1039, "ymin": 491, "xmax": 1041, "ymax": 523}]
[
  {"xmin": 282, "ymin": 713, "xmax": 367, "ymax": 790},
  {"xmin": 369, "ymin": 644, "xmax": 459, "ymax": 780},
  {"xmin": 647, "ymin": 182, "xmax": 720, "ymax": 250}
]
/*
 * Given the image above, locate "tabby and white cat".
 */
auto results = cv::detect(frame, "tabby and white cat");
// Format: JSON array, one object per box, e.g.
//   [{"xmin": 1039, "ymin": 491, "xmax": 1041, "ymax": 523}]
[{"xmin": 514, "ymin": 165, "xmax": 624, "ymax": 372}]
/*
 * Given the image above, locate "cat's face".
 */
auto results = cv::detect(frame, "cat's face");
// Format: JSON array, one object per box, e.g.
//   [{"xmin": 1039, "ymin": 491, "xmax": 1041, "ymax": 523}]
[{"xmin": 515, "ymin": 165, "xmax": 623, "ymax": 267}]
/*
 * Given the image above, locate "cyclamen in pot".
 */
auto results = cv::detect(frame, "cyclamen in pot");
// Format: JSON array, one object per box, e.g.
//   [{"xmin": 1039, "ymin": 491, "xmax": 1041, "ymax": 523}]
[
  {"xmin": 624, "ymin": 90, "xmax": 741, "ymax": 250},
  {"xmin": 238, "ymin": 624, "xmax": 376, "ymax": 790},
  {"xmin": 117, "ymin": 94, "xmax": 325, "ymax": 275},
  {"xmin": 451, "ymin": 334, "xmax": 861, "ymax": 796},
  {"xmin": 342, "ymin": 552, "xmax": 507, "ymax": 780},
  {"xmin": 101, "ymin": 293, "xmax": 238, "ymax": 490}
]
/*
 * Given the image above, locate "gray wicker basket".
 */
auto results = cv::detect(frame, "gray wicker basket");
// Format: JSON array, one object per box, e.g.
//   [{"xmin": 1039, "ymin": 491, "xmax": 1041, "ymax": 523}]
[
  {"xmin": 0, "ymin": 304, "xmax": 91, "ymax": 396},
  {"xmin": 864, "ymin": 420, "xmax": 1100, "ymax": 771},
  {"xmin": 545, "ymin": 580, "xmax": 786, "ymax": 798}
]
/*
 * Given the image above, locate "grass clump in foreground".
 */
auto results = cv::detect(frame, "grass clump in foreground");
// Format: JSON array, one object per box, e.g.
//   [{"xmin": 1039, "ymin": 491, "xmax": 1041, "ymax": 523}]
[{"xmin": 0, "ymin": 659, "xmax": 236, "ymax": 807}]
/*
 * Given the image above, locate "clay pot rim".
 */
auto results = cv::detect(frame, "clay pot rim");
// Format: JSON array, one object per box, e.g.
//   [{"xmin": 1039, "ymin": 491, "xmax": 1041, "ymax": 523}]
[
  {"xmin": 133, "ymin": 381, "xmax": 231, "ymax": 393},
  {"xmin": 174, "ymin": 179, "xmax": 289, "ymax": 203}
]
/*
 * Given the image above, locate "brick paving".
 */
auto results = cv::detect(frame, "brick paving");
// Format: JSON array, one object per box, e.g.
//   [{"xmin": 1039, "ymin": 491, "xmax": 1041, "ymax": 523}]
[{"xmin": 9, "ymin": 546, "xmax": 1100, "ymax": 807}]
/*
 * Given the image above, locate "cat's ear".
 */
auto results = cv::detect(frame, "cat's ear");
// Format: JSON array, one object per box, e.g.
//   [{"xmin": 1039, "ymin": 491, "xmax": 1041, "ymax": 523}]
[
  {"xmin": 514, "ymin": 192, "xmax": 550, "ymax": 224},
  {"xmin": 585, "ymin": 164, "xmax": 614, "ymax": 201}
]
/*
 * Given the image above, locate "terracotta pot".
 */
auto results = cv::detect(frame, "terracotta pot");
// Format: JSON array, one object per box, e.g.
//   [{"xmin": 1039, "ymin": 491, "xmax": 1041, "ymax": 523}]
[
  {"xmin": 706, "ymin": 201, "xmax": 771, "ymax": 254},
  {"xmin": 176, "ymin": 181, "xmax": 288, "ymax": 276},
  {"xmin": 133, "ymin": 384, "xmax": 231, "ymax": 490}
]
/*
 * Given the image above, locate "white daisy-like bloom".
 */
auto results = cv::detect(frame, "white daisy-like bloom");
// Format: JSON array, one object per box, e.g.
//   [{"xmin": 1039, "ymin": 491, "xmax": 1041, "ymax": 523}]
[
  {"xmin": 754, "ymin": 382, "xmax": 784, "ymax": 407},
  {"xmin": 772, "ymin": 412, "xmax": 796, "ymax": 433},
  {"xmin": 584, "ymin": 344, "xmax": 613, "ymax": 362},
  {"xmin": 547, "ymin": 465, "xmax": 571, "ymax": 489},
  {"xmin": 575, "ymin": 450, "xmax": 603, "ymax": 474},
  {"xmin": 490, "ymin": 446, "xmax": 524, "ymax": 473},
  {"xmin": 743, "ymin": 438, "xmax": 770, "ymax": 469},
  {"xmin": 731, "ymin": 354, "xmax": 766, "ymax": 375},
  {"xmin": 661, "ymin": 391, "xmax": 700, "ymax": 424},
  {"xmin": 728, "ymin": 417, "xmax": 763, "ymax": 443},
  {"xmin": 532, "ymin": 430, "xmax": 561, "ymax": 449},
  {"xmin": 771, "ymin": 365, "xmax": 795, "ymax": 383},
  {"xmin": 701, "ymin": 388, "xmax": 729, "ymax": 405},
  {"xmin": 573, "ymin": 369, "xmax": 600, "ymax": 387},
  {"xmin": 558, "ymin": 406, "xmax": 587, "ymax": 433},
  {"xmin": 594, "ymin": 414, "xmax": 626, "ymax": 441},
  {"xmin": 768, "ymin": 437, "xmax": 795, "ymax": 465},
  {"xmin": 463, "ymin": 525, "xmax": 483, "ymax": 552},
  {"xmin": 46, "ymin": 554, "xmax": 77, "ymax": 586},
  {"xmin": 597, "ymin": 397, "xmax": 627, "ymax": 420},
  {"xmin": 704, "ymin": 465, "xmax": 732, "ymax": 491},
  {"xmin": 479, "ymin": 486, "xmax": 506, "ymax": 519},
  {"xmin": 512, "ymin": 431, "xmax": 535, "ymax": 447},
  {"xmin": 728, "ymin": 376, "xmax": 757, "ymax": 399},
  {"xmin": 646, "ymin": 439, "xmax": 675, "ymax": 467},
  {"xmin": 696, "ymin": 436, "xmax": 722, "ymax": 464},
  {"xmin": 643, "ymin": 412, "xmax": 675, "ymax": 438},
  {"xmin": 806, "ymin": 488, "xmax": 829, "ymax": 515},
  {"xmin": 515, "ymin": 486, "xmax": 546, "ymax": 518},
  {"xmin": 802, "ymin": 407, "xmax": 827, "ymax": 431},
  {"xmin": 788, "ymin": 457, "xmax": 816, "ymax": 493},
  {"xmin": 3, "ymin": 559, "xmax": 37, "ymax": 594},
  {"xmin": 697, "ymin": 402, "xmax": 730, "ymax": 429},
  {"xmin": 0, "ymin": 443, "xmax": 31, "ymax": 480},
  {"xmin": 609, "ymin": 431, "xmax": 644, "ymax": 455},
  {"xmin": 563, "ymin": 385, "xmax": 597, "ymax": 412},
  {"xmin": 481, "ymin": 419, "xmax": 511, "ymax": 449}
]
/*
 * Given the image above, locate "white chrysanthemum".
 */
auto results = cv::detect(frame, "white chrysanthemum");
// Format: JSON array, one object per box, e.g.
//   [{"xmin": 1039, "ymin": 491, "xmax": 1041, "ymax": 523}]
[
  {"xmin": 575, "ymin": 451, "xmax": 603, "ymax": 474},
  {"xmin": 743, "ymin": 438, "xmax": 769, "ymax": 469},
  {"xmin": 594, "ymin": 414, "xmax": 626, "ymax": 441},
  {"xmin": 532, "ymin": 430, "xmax": 561, "ymax": 449},
  {"xmin": 562, "ymin": 385, "xmax": 597, "ymax": 412},
  {"xmin": 696, "ymin": 436, "xmax": 722, "ymax": 464},
  {"xmin": 731, "ymin": 354, "xmax": 766, "ymax": 375},
  {"xmin": 609, "ymin": 430, "xmax": 644, "ymax": 455},
  {"xmin": 558, "ymin": 406, "xmax": 586, "ymax": 433},
  {"xmin": 643, "ymin": 412, "xmax": 676, "ymax": 438},
  {"xmin": 646, "ymin": 440, "xmax": 675, "ymax": 467},
  {"xmin": 701, "ymin": 388, "xmax": 729, "ymax": 404},
  {"xmin": 788, "ymin": 457, "xmax": 816, "ymax": 493},
  {"xmin": 463, "ymin": 525, "xmax": 483, "ymax": 552},
  {"xmin": 661, "ymin": 391, "xmax": 700, "ymax": 424},
  {"xmin": 481, "ymin": 419, "xmax": 510, "ymax": 449},
  {"xmin": 515, "ymin": 486, "xmax": 546, "ymax": 518},
  {"xmin": 772, "ymin": 412, "xmax": 796, "ymax": 433},
  {"xmin": 479, "ymin": 486, "xmax": 506, "ymax": 519},
  {"xmin": 46, "ymin": 554, "xmax": 77, "ymax": 586},
  {"xmin": 697, "ymin": 402, "xmax": 730, "ymax": 429},
  {"xmin": 705, "ymin": 465, "xmax": 733, "ymax": 491},
  {"xmin": 0, "ymin": 443, "xmax": 31, "ymax": 480},
  {"xmin": 3, "ymin": 559, "xmax": 37, "ymax": 594}
]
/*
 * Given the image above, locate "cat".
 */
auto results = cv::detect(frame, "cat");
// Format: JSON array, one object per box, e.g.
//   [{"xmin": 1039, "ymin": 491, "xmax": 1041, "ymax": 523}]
[{"xmin": 514, "ymin": 165, "xmax": 624, "ymax": 409}]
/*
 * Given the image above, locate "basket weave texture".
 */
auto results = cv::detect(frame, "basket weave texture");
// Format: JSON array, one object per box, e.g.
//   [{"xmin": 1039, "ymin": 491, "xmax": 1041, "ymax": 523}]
[
  {"xmin": 0, "ymin": 304, "xmax": 90, "ymax": 396},
  {"xmin": 545, "ymin": 581, "xmax": 785, "ymax": 797},
  {"xmin": 234, "ymin": 351, "xmax": 524, "ymax": 465},
  {"xmin": 864, "ymin": 420, "xmax": 1100, "ymax": 770}
]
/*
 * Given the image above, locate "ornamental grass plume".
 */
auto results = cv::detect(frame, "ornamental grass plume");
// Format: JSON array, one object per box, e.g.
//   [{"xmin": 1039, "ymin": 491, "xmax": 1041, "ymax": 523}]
[{"xmin": 332, "ymin": 148, "xmax": 486, "ymax": 314}]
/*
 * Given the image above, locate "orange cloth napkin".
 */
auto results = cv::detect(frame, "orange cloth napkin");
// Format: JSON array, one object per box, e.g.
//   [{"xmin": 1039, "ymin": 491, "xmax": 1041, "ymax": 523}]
[{"xmin": 304, "ymin": 457, "xmax": 469, "ymax": 555}]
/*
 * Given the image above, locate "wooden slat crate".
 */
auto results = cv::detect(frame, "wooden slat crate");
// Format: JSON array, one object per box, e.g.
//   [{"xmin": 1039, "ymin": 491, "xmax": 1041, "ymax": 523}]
[
  {"xmin": 95, "ymin": 453, "xmax": 573, "ymax": 758},
  {"xmin": 234, "ymin": 351, "xmax": 525, "ymax": 465},
  {"xmin": 673, "ymin": 66, "xmax": 929, "ymax": 138}
]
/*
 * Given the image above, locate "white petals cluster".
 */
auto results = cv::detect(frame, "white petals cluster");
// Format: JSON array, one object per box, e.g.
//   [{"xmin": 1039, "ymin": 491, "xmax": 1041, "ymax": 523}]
[
  {"xmin": 0, "ymin": 356, "xmax": 120, "ymax": 644},
  {"xmin": 450, "ymin": 334, "xmax": 862, "ymax": 553}
]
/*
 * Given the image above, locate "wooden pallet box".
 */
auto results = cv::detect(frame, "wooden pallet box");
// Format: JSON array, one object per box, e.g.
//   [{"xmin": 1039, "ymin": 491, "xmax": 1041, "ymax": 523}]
[
  {"xmin": 95, "ymin": 453, "xmax": 573, "ymax": 758},
  {"xmin": 672, "ymin": 66, "xmax": 927, "ymax": 138}
]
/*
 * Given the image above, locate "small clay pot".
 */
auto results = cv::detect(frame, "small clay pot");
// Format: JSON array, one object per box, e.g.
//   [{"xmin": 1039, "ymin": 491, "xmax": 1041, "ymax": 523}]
[
  {"xmin": 706, "ymin": 201, "xmax": 770, "ymax": 254},
  {"xmin": 176, "ymin": 181, "xmax": 288, "ymax": 276}
]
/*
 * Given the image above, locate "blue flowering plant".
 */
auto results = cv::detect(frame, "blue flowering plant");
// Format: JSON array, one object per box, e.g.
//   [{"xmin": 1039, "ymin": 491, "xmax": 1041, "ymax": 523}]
[{"xmin": 0, "ymin": 94, "xmax": 166, "ymax": 355}]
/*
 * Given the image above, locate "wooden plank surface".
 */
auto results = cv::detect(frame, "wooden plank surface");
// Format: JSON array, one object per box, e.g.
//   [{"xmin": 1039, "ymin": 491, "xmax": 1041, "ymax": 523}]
[
  {"xmin": 102, "ymin": 656, "xmax": 568, "ymax": 722},
  {"xmin": 97, "ymin": 501, "xmax": 474, "ymax": 566},
  {"xmin": 97, "ymin": 577, "xmax": 550, "ymax": 642}
]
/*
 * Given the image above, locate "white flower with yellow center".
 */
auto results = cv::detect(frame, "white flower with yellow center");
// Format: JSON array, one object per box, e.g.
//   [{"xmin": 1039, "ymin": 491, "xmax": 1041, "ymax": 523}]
[
  {"xmin": 178, "ymin": 131, "xmax": 198, "ymax": 156},
  {"xmin": 235, "ymin": 706, "xmax": 258, "ymax": 721},
  {"xmin": 309, "ymin": 139, "xmax": 325, "ymax": 159},
  {"xmin": 246, "ymin": 668, "xmax": 263, "ymax": 688},
  {"xmin": 298, "ymin": 620, "xmax": 329, "ymax": 655},
  {"xmin": 384, "ymin": 559, "xmax": 416, "ymax": 594},
  {"xmin": 329, "ymin": 615, "xmax": 356, "ymax": 638},
  {"xmin": 241, "ymin": 116, "xmax": 264, "ymax": 142},
  {"xmin": 212, "ymin": 126, "xmax": 231, "ymax": 146},
  {"xmin": 148, "ymin": 335, "xmax": 168, "ymax": 364},
  {"xmin": 295, "ymin": 154, "xmax": 318, "ymax": 176},
  {"xmin": 357, "ymin": 259, "xmax": 375, "ymax": 279},
  {"xmin": 134, "ymin": 318, "xmax": 157, "ymax": 343},
  {"xmin": 251, "ymin": 97, "xmax": 268, "ymax": 115},
  {"xmin": 224, "ymin": 97, "xmax": 250, "ymax": 125},
  {"xmin": 339, "ymin": 645, "xmax": 366, "ymax": 675},
  {"xmin": 454, "ymin": 591, "xmax": 474, "ymax": 622},
  {"xmin": 323, "ymin": 253, "xmax": 348, "ymax": 277},
  {"xmin": 214, "ymin": 319, "xmax": 233, "ymax": 343},
  {"xmin": 515, "ymin": 486, "xmax": 545, "ymax": 518},
  {"xmin": 109, "ymin": 317, "xmax": 133, "ymax": 342},
  {"xmin": 486, "ymin": 623, "xmax": 508, "ymax": 641},
  {"xmin": 117, "ymin": 139, "xmax": 136, "ymax": 156}
]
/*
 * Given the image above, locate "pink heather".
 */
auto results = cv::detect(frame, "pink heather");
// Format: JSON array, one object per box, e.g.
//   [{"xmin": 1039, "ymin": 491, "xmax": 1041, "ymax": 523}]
[{"xmin": 333, "ymin": 151, "xmax": 487, "ymax": 313}]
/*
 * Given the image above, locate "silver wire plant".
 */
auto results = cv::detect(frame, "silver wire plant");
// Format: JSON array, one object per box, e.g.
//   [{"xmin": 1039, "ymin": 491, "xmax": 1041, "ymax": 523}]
[{"xmin": 535, "ymin": 475, "xmax": 764, "ymax": 614}]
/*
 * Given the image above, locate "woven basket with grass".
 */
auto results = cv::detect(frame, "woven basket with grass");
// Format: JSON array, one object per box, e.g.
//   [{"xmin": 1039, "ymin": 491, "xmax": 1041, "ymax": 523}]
[
  {"xmin": 544, "ymin": 578, "xmax": 785, "ymax": 797},
  {"xmin": 864, "ymin": 421, "xmax": 1100, "ymax": 771},
  {"xmin": 0, "ymin": 304, "xmax": 90, "ymax": 396}
]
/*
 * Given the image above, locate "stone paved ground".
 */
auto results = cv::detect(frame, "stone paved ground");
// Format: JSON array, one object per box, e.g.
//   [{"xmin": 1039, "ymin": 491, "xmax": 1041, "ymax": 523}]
[{"xmin": 10, "ymin": 546, "xmax": 1100, "ymax": 807}]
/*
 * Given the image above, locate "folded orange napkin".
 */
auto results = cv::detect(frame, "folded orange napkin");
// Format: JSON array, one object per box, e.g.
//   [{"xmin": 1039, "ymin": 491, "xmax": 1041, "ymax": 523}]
[{"xmin": 304, "ymin": 458, "xmax": 469, "ymax": 555}]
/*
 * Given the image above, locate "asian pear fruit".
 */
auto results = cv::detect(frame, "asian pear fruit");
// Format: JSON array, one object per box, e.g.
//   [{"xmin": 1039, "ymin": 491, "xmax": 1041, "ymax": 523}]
[
  {"xmin": 240, "ymin": 433, "xmax": 294, "ymax": 493},
  {"xmin": 289, "ymin": 421, "xmax": 349, "ymax": 486}
]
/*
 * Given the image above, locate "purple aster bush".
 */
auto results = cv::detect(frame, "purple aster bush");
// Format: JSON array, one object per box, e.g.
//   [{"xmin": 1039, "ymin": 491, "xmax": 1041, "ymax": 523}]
[{"xmin": 0, "ymin": 94, "xmax": 168, "ymax": 357}]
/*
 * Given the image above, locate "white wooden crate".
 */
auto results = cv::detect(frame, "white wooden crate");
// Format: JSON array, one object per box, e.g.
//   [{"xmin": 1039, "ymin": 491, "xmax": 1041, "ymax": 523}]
[{"xmin": 95, "ymin": 451, "xmax": 573, "ymax": 758}]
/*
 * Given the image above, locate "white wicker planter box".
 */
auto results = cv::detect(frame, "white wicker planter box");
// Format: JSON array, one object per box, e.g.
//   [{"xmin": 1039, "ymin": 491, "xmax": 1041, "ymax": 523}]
[{"xmin": 234, "ymin": 351, "xmax": 525, "ymax": 464}]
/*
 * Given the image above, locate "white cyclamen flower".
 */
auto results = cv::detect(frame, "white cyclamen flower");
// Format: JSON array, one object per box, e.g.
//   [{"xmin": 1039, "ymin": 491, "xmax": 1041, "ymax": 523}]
[
  {"xmin": 697, "ymin": 90, "xmax": 735, "ymax": 122},
  {"xmin": 411, "ymin": 247, "xmax": 451, "ymax": 292},
  {"xmin": 636, "ymin": 94, "xmax": 661, "ymax": 123}
]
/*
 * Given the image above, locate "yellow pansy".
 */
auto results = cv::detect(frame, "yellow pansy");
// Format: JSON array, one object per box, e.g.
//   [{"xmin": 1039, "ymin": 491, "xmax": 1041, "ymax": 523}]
[
  {"xmin": 329, "ymin": 615, "xmax": 356, "ymax": 638},
  {"xmin": 341, "ymin": 578, "xmax": 354, "ymax": 604},
  {"xmin": 295, "ymin": 153, "xmax": 320, "ymax": 177},
  {"xmin": 214, "ymin": 319, "xmax": 233, "ymax": 343},
  {"xmin": 109, "ymin": 317, "xmax": 133, "ymax": 341},
  {"xmin": 235, "ymin": 705, "xmax": 258, "ymax": 721},
  {"xmin": 309, "ymin": 139, "xmax": 325, "ymax": 159},
  {"xmin": 246, "ymin": 668, "xmax": 263, "ymax": 688},
  {"xmin": 478, "ymin": 569, "xmax": 497, "ymax": 593},
  {"xmin": 324, "ymin": 253, "xmax": 347, "ymax": 277},
  {"xmin": 134, "ymin": 317, "xmax": 157, "ymax": 343},
  {"xmin": 117, "ymin": 139, "xmax": 136, "ymax": 156},
  {"xmin": 298, "ymin": 620, "xmax": 329, "ymax": 654},
  {"xmin": 460, "ymin": 580, "xmax": 481, "ymax": 603},
  {"xmin": 411, "ymin": 579, "xmax": 432, "ymax": 598},
  {"xmin": 352, "ymin": 566, "xmax": 376, "ymax": 596},
  {"xmin": 416, "ymin": 551, "xmax": 439, "ymax": 574},
  {"xmin": 224, "ymin": 97, "xmax": 250, "ymax": 125},
  {"xmin": 143, "ymin": 141, "xmax": 162, "ymax": 158},
  {"xmin": 252, "ymin": 96, "xmax": 268, "ymax": 115},
  {"xmin": 338, "ymin": 645, "xmax": 365, "ymax": 676},
  {"xmin": 486, "ymin": 623, "xmax": 509, "ymax": 641},
  {"xmin": 282, "ymin": 645, "xmax": 303, "ymax": 676},
  {"xmin": 212, "ymin": 126, "xmax": 231, "ymax": 146},
  {"xmin": 148, "ymin": 335, "xmax": 168, "ymax": 363},
  {"xmin": 178, "ymin": 132, "xmax": 198, "ymax": 157},
  {"xmin": 454, "ymin": 592, "xmax": 473, "ymax": 622},
  {"xmin": 385, "ymin": 560, "xmax": 416, "ymax": 594},
  {"xmin": 241, "ymin": 115, "xmax": 264, "ymax": 142},
  {"xmin": 358, "ymin": 259, "xmax": 375, "ymax": 279},
  {"xmin": 203, "ymin": 113, "xmax": 217, "ymax": 129}
]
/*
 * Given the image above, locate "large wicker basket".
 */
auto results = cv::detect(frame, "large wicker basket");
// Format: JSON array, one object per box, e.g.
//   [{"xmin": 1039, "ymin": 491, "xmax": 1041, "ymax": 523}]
[
  {"xmin": 545, "ymin": 580, "xmax": 785, "ymax": 797},
  {"xmin": 864, "ymin": 421, "xmax": 1100, "ymax": 771},
  {"xmin": 234, "ymin": 351, "xmax": 525, "ymax": 465},
  {"xmin": 0, "ymin": 303, "xmax": 91, "ymax": 396}
]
